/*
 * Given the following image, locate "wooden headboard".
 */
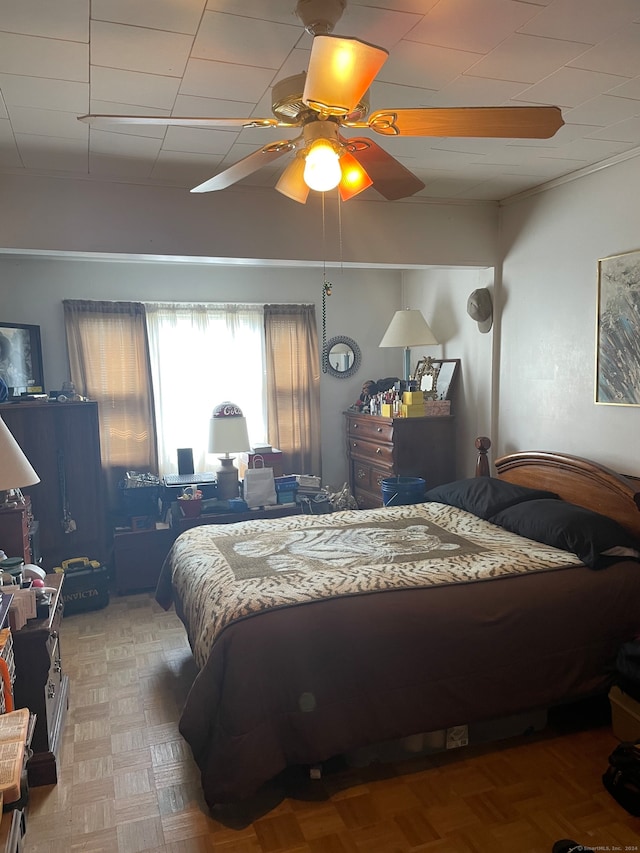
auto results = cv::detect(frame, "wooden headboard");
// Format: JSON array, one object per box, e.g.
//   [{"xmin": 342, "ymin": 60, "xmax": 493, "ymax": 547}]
[{"xmin": 494, "ymin": 449, "xmax": 640, "ymax": 541}]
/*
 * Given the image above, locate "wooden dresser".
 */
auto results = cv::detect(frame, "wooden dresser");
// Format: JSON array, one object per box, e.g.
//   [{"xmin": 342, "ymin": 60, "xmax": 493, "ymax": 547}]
[{"xmin": 345, "ymin": 412, "xmax": 456, "ymax": 509}]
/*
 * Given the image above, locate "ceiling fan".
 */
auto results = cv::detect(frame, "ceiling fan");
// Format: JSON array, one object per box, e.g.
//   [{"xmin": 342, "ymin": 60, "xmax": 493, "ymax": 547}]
[{"xmin": 78, "ymin": 0, "xmax": 564, "ymax": 204}]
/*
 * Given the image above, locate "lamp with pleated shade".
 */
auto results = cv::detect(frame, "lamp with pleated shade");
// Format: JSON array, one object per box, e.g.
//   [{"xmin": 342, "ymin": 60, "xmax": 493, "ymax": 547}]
[
  {"xmin": 379, "ymin": 309, "xmax": 439, "ymax": 381},
  {"xmin": 0, "ymin": 416, "xmax": 40, "ymax": 507}
]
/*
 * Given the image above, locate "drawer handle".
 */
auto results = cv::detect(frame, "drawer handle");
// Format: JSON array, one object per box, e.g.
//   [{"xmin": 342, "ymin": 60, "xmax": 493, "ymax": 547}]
[
  {"xmin": 47, "ymin": 681, "xmax": 56, "ymax": 700},
  {"xmin": 54, "ymin": 660, "xmax": 62, "ymax": 674},
  {"xmin": 352, "ymin": 441, "xmax": 358, "ymax": 448},
  {"xmin": 357, "ymin": 470, "xmax": 366, "ymax": 480},
  {"xmin": 353, "ymin": 423, "xmax": 358, "ymax": 429},
  {"xmin": 377, "ymin": 427, "xmax": 382, "ymax": 432},
  {"xmin": 376, "ymin": 448, "xmax": 382, "ymax": 454}
]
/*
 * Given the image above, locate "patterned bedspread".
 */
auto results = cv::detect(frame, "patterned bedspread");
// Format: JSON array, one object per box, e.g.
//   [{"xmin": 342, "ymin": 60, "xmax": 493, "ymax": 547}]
[{"xmin": 158, "ymin": 502, "xmax": 581, "ymax": 670}]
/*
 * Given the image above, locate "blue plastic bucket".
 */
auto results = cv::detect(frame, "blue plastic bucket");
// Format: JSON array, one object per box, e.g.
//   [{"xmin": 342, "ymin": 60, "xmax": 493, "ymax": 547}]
[{"xmin": 381, "ymin": 476, "xmax": 426, "ymax": 506}]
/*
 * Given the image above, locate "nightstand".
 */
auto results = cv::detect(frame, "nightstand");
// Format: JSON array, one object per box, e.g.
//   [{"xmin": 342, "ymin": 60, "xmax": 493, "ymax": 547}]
[{"xmin": 11, "ymin": 573, "xmax": 68, "ymax": 787}]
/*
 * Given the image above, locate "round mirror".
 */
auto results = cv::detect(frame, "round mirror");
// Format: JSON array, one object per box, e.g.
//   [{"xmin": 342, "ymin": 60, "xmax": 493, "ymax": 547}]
[{"xmin": 323, "ymin": 335, "xmax": 361, "ymax": 379}]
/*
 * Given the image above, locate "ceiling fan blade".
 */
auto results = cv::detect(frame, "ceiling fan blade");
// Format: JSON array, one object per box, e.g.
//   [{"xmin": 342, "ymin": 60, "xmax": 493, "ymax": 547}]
[
  {"xmin": 304, "ymin": 35, "xmax": 388, "ymax": 116},
  {"xmin": 191, "ymin": 141, "xmax": 297, "ymax": 193},
  {"xmin": 355, "ymin": 106, "xmax": 564, "ymax": 139},
  {"xmin": 78, "ymin": 114, "xmax": 285, "ymax": 130},
  {"xmin": 346, "ymin": 138, "xmax": 424, "ymax": 201}
]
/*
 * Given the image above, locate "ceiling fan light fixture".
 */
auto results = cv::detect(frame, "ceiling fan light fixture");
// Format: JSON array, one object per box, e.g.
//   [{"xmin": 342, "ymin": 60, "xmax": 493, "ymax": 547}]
[
  {"xmin": 304, "ymin": 139, "xmax": 342, "ymax": 192},
  {"xmin": 338, "ymin": 150, "xmax": 372, "ymax": 201},
  {"xmin": 276, "ymin": 155, "xmax": 310, "ymax": 204},
  {"xmin": 303, "ymin": 35, "xmax": 388, "ymax": 116}
]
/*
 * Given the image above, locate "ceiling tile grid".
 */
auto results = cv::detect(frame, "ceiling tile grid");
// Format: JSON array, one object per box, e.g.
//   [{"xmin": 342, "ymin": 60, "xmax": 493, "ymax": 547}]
[{"xmin": 0, "ymin": 0, "xmax": 637, "ymax": 202}]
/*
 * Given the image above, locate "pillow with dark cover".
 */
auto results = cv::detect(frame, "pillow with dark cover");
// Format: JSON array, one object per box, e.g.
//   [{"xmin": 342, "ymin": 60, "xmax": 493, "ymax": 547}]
[
  {"xmin": 423, "ymin": 477, "xmax": 559, "ymax": 520},
  {"xmin": 489, "ymin": 499, "xmax": 640, "ymax": 569}
]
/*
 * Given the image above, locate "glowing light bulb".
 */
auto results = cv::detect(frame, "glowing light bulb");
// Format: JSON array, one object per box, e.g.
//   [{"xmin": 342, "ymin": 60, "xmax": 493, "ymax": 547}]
[{"xmin": 303, "ymin": 140, "xmax": 342, "ymax": 192}]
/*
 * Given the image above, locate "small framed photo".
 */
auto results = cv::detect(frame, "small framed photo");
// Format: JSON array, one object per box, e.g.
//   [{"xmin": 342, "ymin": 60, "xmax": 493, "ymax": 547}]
[{"xmin": 0, "ymin": 323, "xmax": 45, "ymax": 394}]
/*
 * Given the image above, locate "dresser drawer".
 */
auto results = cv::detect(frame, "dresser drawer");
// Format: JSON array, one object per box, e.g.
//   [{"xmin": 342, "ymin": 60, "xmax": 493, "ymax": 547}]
[
  {"xmin": 354, "ymin": 487, "xmax": 384, "ymax": 509},
  {"xmin": 352, "ymin": 458, "xmax": 392, "ymax": 491},
  {"xmin": 347, "ymin": 416, "xmax": 394, "ymax": 443},
  {"xmin": 348, "ymin": 437, "xmax": 394, "ymax": 467},
  {"xmin": 45, "ymin": 635, "xmax": 63, "ymax": 744}
]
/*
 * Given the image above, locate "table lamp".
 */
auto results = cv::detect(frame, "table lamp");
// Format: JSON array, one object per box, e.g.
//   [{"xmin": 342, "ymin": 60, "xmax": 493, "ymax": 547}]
[
  {"xmin": 379, "ymin": 308, "xmax": 439, "ymax": 381},
  {"xmin": 0, "ymin": 416, "xmax": 40, "ymax": 507},
  {"xmin": 208, "ymin": 402, "xmax": 251, "ymax": 501}
]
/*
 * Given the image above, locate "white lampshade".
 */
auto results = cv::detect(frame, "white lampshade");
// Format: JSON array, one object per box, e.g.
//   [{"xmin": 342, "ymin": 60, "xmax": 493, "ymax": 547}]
[
  {"xmin": 207, "ymin": 402, "xmax": 251, "ymax": 502},
  {"xmin": 379, "ymin": 309, "xmax": 439, "ymax": 382},
  {"xmin": 379, "ymin": 309, "xmax": 439, "ymax": 349},
  {"xmin": 208, "ymin": 404, "xmax": 251, "ymax": 457},
  {"xmin": 0, "ymin": 415, "xmax": 40, "ymax": 495}
]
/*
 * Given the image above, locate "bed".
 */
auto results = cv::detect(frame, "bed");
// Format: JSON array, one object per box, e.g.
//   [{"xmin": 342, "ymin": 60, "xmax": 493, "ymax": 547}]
[{"xmin": 155, "ymin": 445, "xmax": 640, "ymax": 807}]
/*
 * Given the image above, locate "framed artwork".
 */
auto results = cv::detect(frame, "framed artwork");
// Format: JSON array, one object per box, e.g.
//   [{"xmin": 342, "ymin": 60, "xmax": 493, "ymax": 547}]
[
  {"xmin": 595, "ymin": 250, "xmax": 640, "ymax": 406},
  {"xmin": 0, "ymin": 323, "xmax": 45, "ymax": 394}
]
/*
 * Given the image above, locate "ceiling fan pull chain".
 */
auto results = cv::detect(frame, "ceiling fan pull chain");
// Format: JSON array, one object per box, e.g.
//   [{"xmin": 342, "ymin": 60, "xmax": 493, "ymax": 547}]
[{"xmin": 321, "ymin": 193, "xmax": 333, "ymax": 373}]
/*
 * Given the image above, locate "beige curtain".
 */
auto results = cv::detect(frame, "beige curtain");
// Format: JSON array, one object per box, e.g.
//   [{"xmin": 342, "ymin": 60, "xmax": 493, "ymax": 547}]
[
  {"xmin": 264, "ymin": 303, "xmax": 321, "ymax": 477},
  {"xmin": 63, "ymin": 300, "xmax": 158, "ymax": 507}
]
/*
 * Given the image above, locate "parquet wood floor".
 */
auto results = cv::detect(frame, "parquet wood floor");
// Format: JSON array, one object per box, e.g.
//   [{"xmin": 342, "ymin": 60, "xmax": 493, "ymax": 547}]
[{"xmin": 21, "ymin": 593, "xmax": 639, "ymax": 853}]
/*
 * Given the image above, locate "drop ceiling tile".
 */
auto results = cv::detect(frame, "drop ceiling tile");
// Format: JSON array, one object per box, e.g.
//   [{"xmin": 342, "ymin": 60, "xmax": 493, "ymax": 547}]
[
  {"xmin": 151, "ymin": 149, "xmax": 224, "ymax": 185},
  {"xmin": 408, "ymin": 0, "xmax": 540, "ymax": 54},
  {"xmin": 370, "ymin": 81, "xmax": 437, "ymax": 109},
  {"xmin": 90, "ymin": 127, "xmax": 162, "ymax": 158},
  {"xmin": 380, "ymin": 40, "xmax": 482, "ymax": 89},
  {"xmin": 519, "ymin": 0, "xmax": 640, "ymax": 44},
  {"xmin": 520, "ymin": 67, "xmax": 630, "ymax": 108},
  {"xmin": 351, "ymin": 0, "xmax": 439, "ymax": 14},
  {"xmin": 91, "ymin": 21, "xmax": 192, "ymax": 77},
  {"xmin": 0, "ymin": 75, "xmax": 87, "ymax": 112},
  {"xmin": 552, "ymin": 135, "xmax": 632, "ymax": 162},
  {"xmin": 0, "ymin": 32, "xmax": 88, "ymax": 81},
  {"xmin": 0, "ymin": 119, "xmax": 21, "ymax": 166},
  {"xmin": 563, "ymin": 94, "xmax": 640, "ymax": 126},
  {"xmin": 7, "ymin": 106, "xmax": 88, "ymax": 140},
  {"xmin": 90, "ymin": 67, "xmax": 180, "ymax": 111},
  {"xmin": 163, "ymin": 125, "xmax": 236, "ymax": 156},
  {"xmin": 332, "ymin": 6, "xmax": 422, "ymax": 50},
  {"xmin": 89, "ymin": 150, "xmax": 154, "ymax": 178},
  {"xmin": 568, "ymin": 23, "xmax": 640, "ymax": 77},
  {"xmin": 193, "ymin": 11, "xmax": 300, "ymax": 69},
  {"xmin": 428, "ymin": 76, "xmax": 530, "ymax": 107},
  {"xmin": 588, "ymin": 116, "xmax": 640, "ymax": 142},
  {"xmin": 16, "ymin": 133, "xmax": 88, "ymax": 171},
  {"xmin": 468, "ymin": 34, "xmax": 591, "ymax": 84},
  {"xmin": 608, "ymin": 77, "xmax": 640, "ymax": 100},
  {"xmin": 0, "ymin": 0, "xmax": 88, "ymax": 41},
  {"xmin": 91, "ymin": 0, "xmax": 206, "ymax": 35},
  {"xmin": 204, "ymin": 0, "xmax": 300, "ymax": 27},
  {"xmin": 181, "ymin": 58, "xmax": 274, "ymax": 103}
]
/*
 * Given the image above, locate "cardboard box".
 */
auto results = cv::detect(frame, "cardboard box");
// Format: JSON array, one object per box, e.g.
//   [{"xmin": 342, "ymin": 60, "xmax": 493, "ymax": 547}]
[
  {"xmin": 425, "ymin": 400, "xmax": 451, "ymax": 416},
  {"xmin": 238, "ymin": 450, "xmax": 284, "ymax": 479},
  {"xmin": 610, "ymin": 685, "xmax": 640, "ymax": 741}
]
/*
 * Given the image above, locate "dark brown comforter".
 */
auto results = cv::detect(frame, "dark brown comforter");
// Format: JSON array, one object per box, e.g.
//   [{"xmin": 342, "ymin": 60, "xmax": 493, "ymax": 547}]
[{"xmin": 156, "ymin": 502, "xmax": 640, "ymax": 805}]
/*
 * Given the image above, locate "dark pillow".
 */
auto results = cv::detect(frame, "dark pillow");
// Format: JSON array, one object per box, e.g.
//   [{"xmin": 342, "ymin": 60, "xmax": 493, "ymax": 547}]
[
  {"xmin": 423, "ymin": 477, "xmax": 559, "ymax": 520},
  {"xmin": 489, "ymin": 499, "xmax": 640, "ymax": 569}
]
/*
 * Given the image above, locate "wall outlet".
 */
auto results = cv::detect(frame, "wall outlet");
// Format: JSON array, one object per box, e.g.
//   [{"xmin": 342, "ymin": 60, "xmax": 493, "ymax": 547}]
[{"xmin": 445, "ymin": 725, "xmax": 469, "ymax": 749}]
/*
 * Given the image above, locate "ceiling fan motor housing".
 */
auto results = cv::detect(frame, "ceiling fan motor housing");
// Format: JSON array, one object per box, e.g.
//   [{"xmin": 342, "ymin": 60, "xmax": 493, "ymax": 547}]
[{"xmin": 296, "ymin": 0, "xmax": 346, "ymax": 35}]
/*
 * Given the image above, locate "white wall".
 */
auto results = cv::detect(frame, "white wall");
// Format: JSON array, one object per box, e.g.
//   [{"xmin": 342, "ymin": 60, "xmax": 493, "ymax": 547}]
[
  {"xmin": 403, "ymin": 267, "xmax": 495, "ymax": 478},
  {"xmin": 0, "ymin": 255, "xmax": 405, "ymax": 489},
  {"xmin": 498, "ymin": 155, "xmax": 640, "ymax": 477}
]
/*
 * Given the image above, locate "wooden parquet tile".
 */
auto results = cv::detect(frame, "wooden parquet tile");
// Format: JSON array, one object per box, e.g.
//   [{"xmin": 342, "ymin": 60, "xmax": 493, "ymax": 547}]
[{"xmin": 21, "ymin": 592, "xmax": 640, "ymax": 853}]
